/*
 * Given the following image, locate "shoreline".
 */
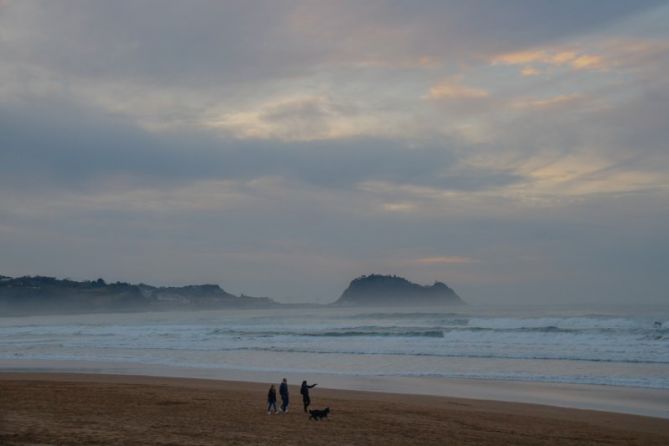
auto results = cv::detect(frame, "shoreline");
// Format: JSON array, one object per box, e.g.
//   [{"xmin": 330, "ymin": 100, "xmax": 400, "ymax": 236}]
[
  {"xmin": 1, "ymin": 360, "xmax": 668, "ymax": 419},
  {"xmin": 1, "ymin": 372, "xmax": 668, "ymax": 445}
]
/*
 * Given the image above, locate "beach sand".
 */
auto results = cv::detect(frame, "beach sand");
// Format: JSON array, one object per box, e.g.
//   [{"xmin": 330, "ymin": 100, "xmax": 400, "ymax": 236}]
[{"xmin": 1, "ymin": 373, "xmax": 668, "ymax": 445}]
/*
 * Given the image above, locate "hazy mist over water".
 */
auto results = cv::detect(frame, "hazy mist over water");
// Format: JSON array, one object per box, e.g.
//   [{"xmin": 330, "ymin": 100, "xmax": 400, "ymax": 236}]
[{"xmin": 2, "ymin": 304, "xmax": 668, "ymax": 390}]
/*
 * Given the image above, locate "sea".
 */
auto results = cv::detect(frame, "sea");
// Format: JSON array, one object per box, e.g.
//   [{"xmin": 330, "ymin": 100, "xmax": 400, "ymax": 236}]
[{"xmin": 1, "ymin": 304, "xmax": 668, "ymax": 391}]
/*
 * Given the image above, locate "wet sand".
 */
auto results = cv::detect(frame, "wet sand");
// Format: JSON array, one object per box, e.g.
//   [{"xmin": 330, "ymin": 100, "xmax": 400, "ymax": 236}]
[
  {"xmin": 1, "ymin": 373, "xmax": 668, "ymax": 445},
  {"xmin": 3, "ymin": 359, "xmax": 667, "ymax": 418}
]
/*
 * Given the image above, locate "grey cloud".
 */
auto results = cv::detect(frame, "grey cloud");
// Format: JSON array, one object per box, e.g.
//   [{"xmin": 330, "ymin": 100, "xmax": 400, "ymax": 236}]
[
  {"xmin": 1, "ymin": 1, "xmax": 668, "ymax": 304},
  {"xmin": 2, "ymin": 1, "xmax": 665, "ymax": 89},
  {"xmin": 290, "ymin": 1, "xmax": 668, "ymax": 65},
  {"xmin": 593, "ymin": 83, "xmax": 669, "ymax": 160},
  {"xmin": 2, "ymin": 175, "xmax": 666, "ymax": 303},
  {"xmin": 1, "ymin": 1, "xmax": 318, "ymax": 85},
  {"xmin": 0, "ymin": 97, "xmax": 523, "ymax": 193}
]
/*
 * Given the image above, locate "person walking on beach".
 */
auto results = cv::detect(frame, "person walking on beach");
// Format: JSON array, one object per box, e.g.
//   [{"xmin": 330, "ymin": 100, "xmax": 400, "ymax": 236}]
[
  {"xmin": 279, "ymin": 378, "xmax": 289, "ymax": 413},
  {"xmin": 300, "ymin": 380, "xmax": 317, "ymax": 413},
  {"xmin": 267, "ymin": 384, "xmax": 278, "ymax": 414}
]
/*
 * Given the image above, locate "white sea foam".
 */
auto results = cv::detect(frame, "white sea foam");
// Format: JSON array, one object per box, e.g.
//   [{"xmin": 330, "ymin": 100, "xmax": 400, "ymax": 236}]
[{"xmin": 1, "ymin": 305, "xmax": 668, "ymax": 389}]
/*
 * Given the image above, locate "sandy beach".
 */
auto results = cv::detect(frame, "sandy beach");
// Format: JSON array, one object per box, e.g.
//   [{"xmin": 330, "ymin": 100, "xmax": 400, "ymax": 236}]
[{"xmin": 1, "ymin": 373, "xmax": 668, "ymax": 445}]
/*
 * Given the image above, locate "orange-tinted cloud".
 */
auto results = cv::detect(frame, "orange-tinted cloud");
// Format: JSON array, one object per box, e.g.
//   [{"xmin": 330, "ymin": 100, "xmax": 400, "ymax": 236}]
[
  {"xmin": 427, "ymin": 79, "xmax": 489, "ymax": 100},
  {"xmin": 413, "ymin": 256, "xmax": 477, "ymax": 265},
  {"xmin": 521, "ymin": 66, "xmax": 540, "ymax": 76},
  {"xmin": 513, "ymin": 94, "xmax": 585, "ymax": 109},
  {"xmin": 492, "ymin": 48, "xmax": 605, "ymax": 71},
  {"xmin": 570, "ymin": 54, "xmax": 604, "ymax": 70}
]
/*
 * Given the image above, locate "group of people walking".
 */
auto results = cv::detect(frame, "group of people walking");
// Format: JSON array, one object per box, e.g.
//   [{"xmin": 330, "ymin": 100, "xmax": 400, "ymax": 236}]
[{"xmin": 267, "ymin": 378, "xmax": 317, "ymax": 414}]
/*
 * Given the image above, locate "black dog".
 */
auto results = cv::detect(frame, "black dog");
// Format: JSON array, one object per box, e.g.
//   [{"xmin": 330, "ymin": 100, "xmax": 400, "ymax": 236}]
[{"xmin": 308, "ymin": 407, "xmax": 330, "ymax": 421}]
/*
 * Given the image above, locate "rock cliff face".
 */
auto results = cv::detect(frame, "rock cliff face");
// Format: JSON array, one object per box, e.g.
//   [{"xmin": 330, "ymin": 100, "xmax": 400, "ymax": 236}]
[{"xmin": 335, "ymin": 274, "xmax": 463, "ymax": 306}]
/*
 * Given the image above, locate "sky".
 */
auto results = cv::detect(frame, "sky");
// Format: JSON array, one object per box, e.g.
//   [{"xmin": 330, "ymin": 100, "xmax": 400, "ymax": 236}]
[{"xmin": 1, "ymin": 1, "xmax": 668, "ymax": 304}]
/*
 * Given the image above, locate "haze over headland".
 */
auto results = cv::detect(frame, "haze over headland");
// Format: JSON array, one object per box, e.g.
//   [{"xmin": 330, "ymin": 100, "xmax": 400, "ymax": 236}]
[
  {"xmin": 0, "ymin": 273, "xmax": 463, "ymax": 315},
  {"xmin": 1, "ymin": 1, "xmax": 668, "ymax": 305}
]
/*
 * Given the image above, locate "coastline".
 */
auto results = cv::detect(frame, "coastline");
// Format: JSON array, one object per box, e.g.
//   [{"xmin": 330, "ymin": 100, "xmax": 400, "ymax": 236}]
[
  {"xmin": 1, "ymin": 359, "xmax": 668, "ymax": 419},
  {"xmin": 1, "ymin": 372, "xmax": 668, "ymax": 445}
]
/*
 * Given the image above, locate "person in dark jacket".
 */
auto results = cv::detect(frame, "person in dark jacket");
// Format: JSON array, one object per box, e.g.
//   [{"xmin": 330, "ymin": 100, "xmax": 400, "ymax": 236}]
[
  {"xmin": 300, "ymin": 380, "xmax": 318, "ymax": 413},
  {"xmin": 279, "ymin": 378, "xmax": 289, "ymax": 413},
  {"xmin": 267, "ymin": 384, "xmax": 277, "ymax": 414}
]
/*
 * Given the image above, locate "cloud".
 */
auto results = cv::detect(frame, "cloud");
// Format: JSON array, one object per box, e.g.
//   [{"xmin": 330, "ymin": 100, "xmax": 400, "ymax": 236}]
[
  {"xmin": 1, "ymin": 96, "xmax": 496, "ymax": 193},
  {"xmin": 512, "ymin": 94, "xmax": 588, "ymax": 109},
  {"xmin": 427, "ymin": 79, "xmax": 489, "ymax": 100},
  {"xmin": 1, "ymin": 1, "xmax": 668, "ymax": 303},
  {"xmin": 2, "ymin": 1, "xmax": 663, "ymax": 94},
  {"xmin": 381, "ymin": 202, "xmax": 418, "ymax": 213},
  {"xmin": 288, "ymin": 1, "xmax": 667, "ymax": 68},
  {"xmin": 412, "ymin": 256, "xmax": 476, "ymax": 265},
  {"xmin": 0, "ymin": 1, "xmax": 325, "ymax": 85},
  {"xmin": 490, "ymin": 36, "xmax": 669, "ymax": 79},
  {"xmin": 516, "ymin": 154, "xmax": 669, "ymax": 198},
  {"xmin": 492, "ymin": 48, "xmax": 606, "ymax": 71},
  {"xmin": 12, "ymin": 91, "xmax": 664, "ymax": 219},
  {"xmin": 521, "ymin": 66, "xmax": 541, "ymax": 76},
  {"xmin": 205, "ymin": 95, "xmax": 367, "ymax": 141}
]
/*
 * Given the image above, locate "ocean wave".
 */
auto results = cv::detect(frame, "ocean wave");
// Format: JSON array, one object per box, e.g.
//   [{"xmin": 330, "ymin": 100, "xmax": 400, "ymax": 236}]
[
  {"xmin": 2, "ymin": 311, "xmax": 668, "ymax": 386},
  {"xmin": 4, "ymin": 315, "xmax": 666, "ymax": 338},
  {"xmin": 343, "ymin": 312, "xmax": 468, "ymax": 322},
  {"xmin": 204, "ymin": 324, "xmax": 668, "ymax": 339},
  {"xmin": 208, "ymin": 327, "xmax": 445, "ymax": 338},
  {"xmin": 234, "ymin": 347, "xmax": 669, "ymax": 364},
  {"xmin": 372, "ymin": 371, "xmax": 669, "ymax": 390},
  {"xmin": 465, "ymin": 316, "xmax": 667, "ymax": 331},
  {"xmin": 303, "ymin": 329, "xmax": 445, "ymax": 338},
  {"xmin": 39, "ymin": 341, "xmax": 669, "ymax": 365}
]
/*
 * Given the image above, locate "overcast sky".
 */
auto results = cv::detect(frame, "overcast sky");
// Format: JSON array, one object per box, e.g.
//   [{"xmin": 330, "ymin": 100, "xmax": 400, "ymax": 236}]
[{"xmin": 1, "ymin": 1, "xmax": 668, "ymax": 304}]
